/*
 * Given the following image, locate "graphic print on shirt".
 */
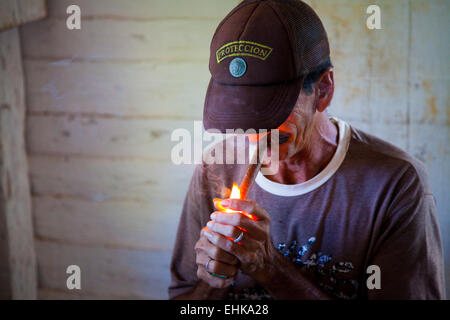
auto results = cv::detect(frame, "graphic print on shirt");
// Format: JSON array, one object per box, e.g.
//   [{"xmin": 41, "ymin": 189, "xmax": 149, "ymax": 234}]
[
  {"xmin": 227, "ymin": 236, "xmax": 359, "ymax": 300},
  {"xmin": 277, "ymin": 236, "xmax": 359, "ymax": 299}
]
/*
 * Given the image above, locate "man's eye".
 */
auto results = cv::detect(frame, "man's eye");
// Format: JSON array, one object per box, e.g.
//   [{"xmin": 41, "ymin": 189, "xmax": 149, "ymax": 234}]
[{"xmin": 278, "ymin": 133, "xmax": 291, "ymax": 144}]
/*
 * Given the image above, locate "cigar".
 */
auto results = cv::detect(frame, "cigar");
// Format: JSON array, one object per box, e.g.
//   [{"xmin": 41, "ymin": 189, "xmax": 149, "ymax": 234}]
[{"xmin": 239, "ymin": 136, "xmax": 269, "ymax": 200}]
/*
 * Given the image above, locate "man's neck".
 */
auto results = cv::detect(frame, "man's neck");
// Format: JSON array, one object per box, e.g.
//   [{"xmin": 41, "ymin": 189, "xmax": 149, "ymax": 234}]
[{"xmin": 266, "ymin": 113, "xmax": 338, "ymax": 184}]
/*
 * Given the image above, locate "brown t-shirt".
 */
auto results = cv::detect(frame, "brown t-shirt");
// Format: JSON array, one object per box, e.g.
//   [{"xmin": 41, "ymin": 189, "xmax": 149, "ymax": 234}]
[{"xmin": 168, "ymin": 119, "xmax": 445, "ymax": 299}]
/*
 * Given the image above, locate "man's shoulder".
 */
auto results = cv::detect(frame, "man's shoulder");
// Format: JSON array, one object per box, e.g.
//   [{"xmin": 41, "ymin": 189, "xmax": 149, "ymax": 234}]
[{"xmin": 347, "ymin": 125, "xmax": 431, "ymax": 194}]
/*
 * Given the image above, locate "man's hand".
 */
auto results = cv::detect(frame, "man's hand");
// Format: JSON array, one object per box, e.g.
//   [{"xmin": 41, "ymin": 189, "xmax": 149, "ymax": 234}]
[
  {"xmin": 194, "ymin": 226, "xmax": 239, "ymax": 288},
  {"xmin": 204, "ymin": 199, "xmax": 277, "ymax": 283},
  {"xmin": 204, "ymin": 199, "xmax": 332, "ymax": 299}
]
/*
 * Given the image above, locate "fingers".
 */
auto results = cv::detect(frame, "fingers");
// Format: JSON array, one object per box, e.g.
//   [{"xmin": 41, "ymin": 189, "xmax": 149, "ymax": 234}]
[
  {"xmin": 206, "ymin": 220, "xmax": 242, "ymax": 240},
  {"xmin": 204, "ymin": 228, "xmax": 259, "ymax": 255},
  {"xmin": 203, "ymin": 229, "xmax": 240, "ymax": 256},
  {"xmin": 221, "ymin": 199, "xmax": 270, "ymax": 221},
  {"xmin": 195, "ymin": 235, "xmax": 238, "ymax": 289},
  {"xmin": 209, "ymin": 213, "xmax": 267, "ymax": 241},
  {"xmin": 196, "ymin": 229, "xmax": 239, "ymax": 265},
  {"xmin": 213, "ymin": 199, "xmax": 258, "ymax": 221},
  {"xmin": 196, "ymin": 266, "xmax": 235, "ymax": 289},
  {"xmin": 214, "ymin": 198, "xmax": 270, "ymax": 222},
  {"xmin": 196, "ymin": 254, "xmax": 237, "ymax": 277}
]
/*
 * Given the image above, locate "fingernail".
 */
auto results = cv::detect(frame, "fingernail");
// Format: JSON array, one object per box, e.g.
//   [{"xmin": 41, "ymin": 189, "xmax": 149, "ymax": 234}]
[
  {"xmin": 210, "ymin": 213, "xmax": 216, "ymax": 219},
  {"xmin": 222, "ymin": 199, "xmax": 230, "ymax": 207},
  {"xmin": 206, "ymin": 221, "xmax": 212, "ymax": 228}
]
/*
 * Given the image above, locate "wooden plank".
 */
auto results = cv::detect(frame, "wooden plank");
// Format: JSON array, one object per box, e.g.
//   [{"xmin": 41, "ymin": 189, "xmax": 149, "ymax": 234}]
[
  {"xmin": 29, "ymin": 155, "xmax": 194, "ymax": 202},
  {"xmin": 0, "ymin": 28, "xmax": 37, "ymax": 299},
  {"xmin": 20, "ymin": 18, "xmax": 219, "ymax": 61},
  {"xmin": 0, "ymin": 210, "xmax": 11, "ymax": 298},
  {"xmin": 365, "ymin": 0, "xmax": 409, "ymax": 124},
  {"xmin": 26, "ymin": 115, "xmax": 198, "ymax": 160},
  {"xmin": 408, "ymin": 1, "xmax": 450, "ymax": 295},
  {"xmin": 346, "ymin": 120, "xmax": 408, "ymax": 151},
  {"xmin": 33, "ymin": 196, "xmax": 182, "ymax": 251},
  {"xmin": 409, "ymin": 0, "xmax": 449, "ymax": 126},
  {"xmin": 36, "ymin": 240, "xmax": 172, "ymax": 299},
  {"xmin": 0, "ymin": 0, "xmax": 46, "ymax": 31},
  {"xmin": 47, "ymin": 0, "xmax": 240, "ymax": 19},
  {"xmin": 409, "ymin": 77, "xmax": 449, "ymax": 126},
  {"xmin": 307, "ymin": 0, "xmax": 373, "ymax": 123},
  {"xmin": 23, "ymin": 60, "xmax": 208, "ymax": 118},
  {"xmin": 307, "ymin": 0, "xmax": 409, "ymax": 125}
]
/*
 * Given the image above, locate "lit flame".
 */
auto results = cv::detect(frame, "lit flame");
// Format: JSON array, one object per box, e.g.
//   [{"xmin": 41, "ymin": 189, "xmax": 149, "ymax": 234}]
[
  {"xmin": 213, "ymin": 183, "xmax": 257, "ymax": 221},
  {"xmin": 230, "ymin": 183, "xmax": 241, "ymax": 199},
  {"xmin": 223, "ymin": 183, "xmax": 240, "ymax": 213}
]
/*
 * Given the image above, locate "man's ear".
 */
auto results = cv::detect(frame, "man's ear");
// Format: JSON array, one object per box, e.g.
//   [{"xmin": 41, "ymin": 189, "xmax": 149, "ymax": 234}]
[{"xmin": 316, "ymin": 68, "xmax": 334, "ymax": 113}]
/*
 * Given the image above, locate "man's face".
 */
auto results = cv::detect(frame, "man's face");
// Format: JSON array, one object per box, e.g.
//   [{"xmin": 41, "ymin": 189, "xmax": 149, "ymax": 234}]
[
  {"xmin": 249, "ymin": 88, "xmax": 317, "ymax": 161},
  {"xmin": 274, "ymin": 89, "xmax": 317, "ymax": 160}
]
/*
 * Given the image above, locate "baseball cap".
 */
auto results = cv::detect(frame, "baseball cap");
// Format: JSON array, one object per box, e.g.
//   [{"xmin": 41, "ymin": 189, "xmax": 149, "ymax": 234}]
[{"xmin": 203, "ymin": 0, "xmax": 330, "ymax": 132}]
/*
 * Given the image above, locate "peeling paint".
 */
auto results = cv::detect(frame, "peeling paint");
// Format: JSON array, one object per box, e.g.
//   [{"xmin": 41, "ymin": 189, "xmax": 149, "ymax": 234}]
[
  {"xmin": 426, "ymin": 96, "xmax": 438, "ymax": 120},
  {"xmin": 422, "ymin": 79, "xmax": 439, "ymax": 122},
  {"xmin": 150, "ymin": 130, "xmax": 166, "ymax": 139}
]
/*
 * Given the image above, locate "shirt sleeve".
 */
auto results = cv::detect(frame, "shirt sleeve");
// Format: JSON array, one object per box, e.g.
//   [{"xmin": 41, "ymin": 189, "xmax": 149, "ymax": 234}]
[
  {"xmin": 168, "ymin": 164, "xmax": 214, "ymax": 299},
  {"xmin": 367, "ymin": 165, "xmax": 446, "ymax": 299}
]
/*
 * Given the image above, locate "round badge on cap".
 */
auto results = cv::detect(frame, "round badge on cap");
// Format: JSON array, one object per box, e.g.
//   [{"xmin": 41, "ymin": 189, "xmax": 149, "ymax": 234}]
[{"xmin": 229, "ymin": 57, "xmax": 247, "ymax": 78}]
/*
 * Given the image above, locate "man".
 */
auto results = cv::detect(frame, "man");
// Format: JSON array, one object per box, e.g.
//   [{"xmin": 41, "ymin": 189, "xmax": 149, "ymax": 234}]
[{"xmin": 168, "ymin": 0, "xmax": 445, "ymax": 299}]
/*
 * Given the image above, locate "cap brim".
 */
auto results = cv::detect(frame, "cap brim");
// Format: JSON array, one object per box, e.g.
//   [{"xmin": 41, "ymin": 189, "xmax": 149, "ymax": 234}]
[{"xmin": 203, "ymin": 76, "xmax": 304, "ymax": 132}]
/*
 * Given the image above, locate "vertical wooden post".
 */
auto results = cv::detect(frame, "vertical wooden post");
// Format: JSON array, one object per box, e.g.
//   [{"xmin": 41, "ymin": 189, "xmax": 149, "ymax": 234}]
[{"xmin": 0, "ymin": 0, "xmax": 46, "ymax": 299}]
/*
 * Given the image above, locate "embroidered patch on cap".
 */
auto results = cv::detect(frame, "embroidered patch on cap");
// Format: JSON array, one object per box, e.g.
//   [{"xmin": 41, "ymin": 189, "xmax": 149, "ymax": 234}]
[
  {"xmin": 216, "ymin": 41, "xmax": 273, "ymax": 63},
  {"xmin": 229, "ymin": 57, "xmax": 247, "ymax": 78}
]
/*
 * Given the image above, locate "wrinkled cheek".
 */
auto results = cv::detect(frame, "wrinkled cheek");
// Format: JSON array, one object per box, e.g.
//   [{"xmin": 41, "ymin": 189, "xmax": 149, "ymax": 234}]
[
  {"xmin": 267, "ymin": 142, "xmax": 289, "ymax": 159},
  {"xmin": 286, "ymin": 144, "xmax": 299, "ymax": 159}
]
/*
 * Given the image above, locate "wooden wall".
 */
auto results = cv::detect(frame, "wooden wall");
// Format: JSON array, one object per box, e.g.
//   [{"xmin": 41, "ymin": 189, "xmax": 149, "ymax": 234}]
[
  {"xmin": 20, "ymin": 0, "xmax": 241, "ymax": 299},
  {"xmin": 314, "ymin": 0, "xmax": 450, "ymax": 295},
  {"xmin": 19, "ymin": 0, "xmax": 449, "ymax": 299},
  {"xmin": 0, "ymin": 0, "xmax": 46, "ymax": 300}
]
